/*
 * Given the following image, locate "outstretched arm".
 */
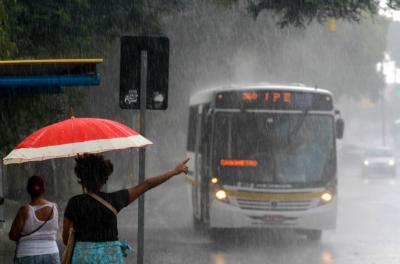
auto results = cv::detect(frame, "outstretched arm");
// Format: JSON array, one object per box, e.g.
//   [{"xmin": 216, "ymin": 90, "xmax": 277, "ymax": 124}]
[{"xmin": 127, "ymin": 158, "xmax": 189, "ymax": 204}]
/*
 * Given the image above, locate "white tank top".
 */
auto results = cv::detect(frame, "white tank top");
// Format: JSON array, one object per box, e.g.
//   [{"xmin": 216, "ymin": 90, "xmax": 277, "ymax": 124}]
[{"xmin": 17, "ymin": 202, "xmax": 59, "ymax": 257}]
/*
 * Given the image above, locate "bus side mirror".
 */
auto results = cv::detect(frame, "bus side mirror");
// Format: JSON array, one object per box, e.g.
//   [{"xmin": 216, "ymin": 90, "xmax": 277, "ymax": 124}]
[
  {"xmin": 336, "ymin": 118, "xmax": 344, "ymax": 139},
  {"xmin": 0, "ymin": 196, "xmax": 4, "ymax": 205}
]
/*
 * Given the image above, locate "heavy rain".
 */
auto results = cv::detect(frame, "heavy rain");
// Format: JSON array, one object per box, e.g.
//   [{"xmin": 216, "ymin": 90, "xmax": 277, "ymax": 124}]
[{"xmin": 0, "ymin": 1, "xmax": 400, "ymax": 264}]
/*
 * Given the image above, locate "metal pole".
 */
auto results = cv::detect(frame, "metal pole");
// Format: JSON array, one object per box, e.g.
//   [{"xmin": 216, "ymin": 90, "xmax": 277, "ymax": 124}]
[
  {"xmin": 0, "ymin": 159, "xmax": 4, "ymax": 226},
  {"xmin": 137, "ymin": 50, "xmax": 147, "ymax": 264},
  {"xmin": 381, "ymin": 90, "xmax": 386, "ymax": 146}
]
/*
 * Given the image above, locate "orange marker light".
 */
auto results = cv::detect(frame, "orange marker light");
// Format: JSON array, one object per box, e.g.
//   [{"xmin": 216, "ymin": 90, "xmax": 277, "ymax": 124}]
[{"xmin": 220, "ymin": 160, "xmax": 258, "ymax": 167}]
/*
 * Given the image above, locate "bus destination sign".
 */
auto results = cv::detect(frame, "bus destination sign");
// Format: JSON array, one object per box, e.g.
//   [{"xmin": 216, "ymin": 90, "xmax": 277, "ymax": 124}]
[{"xmin": 215, "ymin": 90, "xmax": 333, "ymax": 110}]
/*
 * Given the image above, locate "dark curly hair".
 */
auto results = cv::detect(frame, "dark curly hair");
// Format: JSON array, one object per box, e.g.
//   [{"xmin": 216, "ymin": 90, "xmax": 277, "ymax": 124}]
[
  {"xmin": 27, "ymin": 175, "xmax": 45, "ymax": 199},
  {"xmin": 74, "ymin": 153, "xmax": 113, "ymax": 192}
]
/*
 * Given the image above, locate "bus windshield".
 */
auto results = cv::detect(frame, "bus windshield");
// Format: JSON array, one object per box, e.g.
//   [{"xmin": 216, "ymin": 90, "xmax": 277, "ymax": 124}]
[{"xmin": 213, "ymin": 112, "xmax": 335, "ymax": 186}]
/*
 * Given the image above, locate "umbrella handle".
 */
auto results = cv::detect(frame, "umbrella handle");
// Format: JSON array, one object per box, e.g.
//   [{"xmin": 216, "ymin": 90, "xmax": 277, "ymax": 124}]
[{"xmin": 69, "ymin": 105, "xmax": 75, "ymax": 118}]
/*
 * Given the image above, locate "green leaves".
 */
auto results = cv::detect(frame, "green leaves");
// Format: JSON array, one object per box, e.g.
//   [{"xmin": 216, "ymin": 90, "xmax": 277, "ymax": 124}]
[
  {"xmin": 1, "ymin": 0, "xmax": 185, "ymax": 57},
  {"xmin": 0, "ymin": 0, "xmax": 16, "ymax": 58},
  {"xmin": 217, "ymin": 0, "xmax": 389, "ymax": 27}
]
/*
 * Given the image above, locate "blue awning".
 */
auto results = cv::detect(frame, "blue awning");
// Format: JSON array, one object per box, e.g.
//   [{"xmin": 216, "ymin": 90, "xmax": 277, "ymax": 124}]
[
  {"xmin": 0, "ymin": 59, "xmax": 103, "ymax": 97},
  {"xmin": 0, "ymin": 74, "xmax": 101, "ymax": 87}
]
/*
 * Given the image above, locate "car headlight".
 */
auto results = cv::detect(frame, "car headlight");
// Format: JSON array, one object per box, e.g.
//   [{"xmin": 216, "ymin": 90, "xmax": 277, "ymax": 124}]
[
  {"xmin": 389, "ymin": 160, "xmax": 396, "ymax": 166},
  {"xmin": 363, "ymin": 160, "xmax": 369, "ymax": 166}
]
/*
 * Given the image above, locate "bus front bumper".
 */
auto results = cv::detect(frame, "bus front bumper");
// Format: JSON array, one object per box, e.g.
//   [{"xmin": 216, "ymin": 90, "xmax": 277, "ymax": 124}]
[{"xmin": 209, "ymin": 198, "xmax": 337, "ymax": 230}]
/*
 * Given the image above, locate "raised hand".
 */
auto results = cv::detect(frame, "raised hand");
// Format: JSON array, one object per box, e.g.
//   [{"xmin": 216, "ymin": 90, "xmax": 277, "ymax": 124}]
[{"xmin": 174, "ymin": 158, "xmax": 190, "ymax": 175}]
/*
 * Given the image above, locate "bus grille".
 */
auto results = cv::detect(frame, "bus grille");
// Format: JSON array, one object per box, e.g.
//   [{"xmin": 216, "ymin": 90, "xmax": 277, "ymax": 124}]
[{"xmin": 236, "ymin": 198, "xmax": 313, "ymax": 211}]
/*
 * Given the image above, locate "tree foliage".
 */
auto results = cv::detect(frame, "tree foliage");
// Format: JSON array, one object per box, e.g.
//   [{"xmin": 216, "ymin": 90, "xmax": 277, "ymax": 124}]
[
  {"xmin": 0, "ymin": 0, "xmax": 16, "ymax": 58},
  {"xmin": 0, "ymin": 0, "xmax": 397, "ymax": 56},
  {"xmin": 387, "ymin": 0, "xmax": 400, "ymax": 9},
  {"xmin": 0, "ymin": 0, "xmax": 184, "ymax": 154},
  {"xmin": 2, "ymin": 0, "xmax": 184, "ymax": 57},
  {"xmin": 218, "ymin": 0, "xmax": 398, "ymax": 27}
]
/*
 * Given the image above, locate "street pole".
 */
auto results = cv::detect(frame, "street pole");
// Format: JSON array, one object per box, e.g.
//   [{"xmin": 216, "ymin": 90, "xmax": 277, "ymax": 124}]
[
  {"xmin": 381, "ymin": 89, "xmax": 386, "ymax": 146},
  {"xmin": 0, "ymin": 157, "xmax": 6, "ymax": 227},
  {"xmin": 137, "ymin": 50, "xmax": 147, "ymax": 264}
]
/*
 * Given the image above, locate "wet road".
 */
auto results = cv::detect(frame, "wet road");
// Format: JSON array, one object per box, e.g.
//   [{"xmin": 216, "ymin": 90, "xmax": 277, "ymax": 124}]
[
  {"xmin": 119, "ymin": 165, "xmax": 400, "ymax": 264},
  {"xmin": 1, "ymin": 165, "xmax": 400, "ymax": 263}
]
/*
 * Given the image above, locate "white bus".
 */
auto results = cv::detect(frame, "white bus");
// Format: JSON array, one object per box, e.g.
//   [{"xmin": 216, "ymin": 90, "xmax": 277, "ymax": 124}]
[{"xmin": 186, "ymin": 84, "xmax": 344, "ymax": 241}]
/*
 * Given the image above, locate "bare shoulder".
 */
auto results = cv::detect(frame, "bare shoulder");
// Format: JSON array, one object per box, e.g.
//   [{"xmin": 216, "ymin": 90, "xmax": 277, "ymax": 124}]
[{"xmin": 18, "ymin": 206, "xmax": 29, "ymax": 218}]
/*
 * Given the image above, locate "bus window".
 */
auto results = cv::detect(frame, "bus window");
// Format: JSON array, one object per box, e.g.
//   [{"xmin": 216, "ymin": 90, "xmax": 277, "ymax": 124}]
[
  {"xmin": 187, "ymin": 106, "xmax": 198, "ymax": 151},
  {"xmin": 212, "ymin": 114, "xmax": 230, "ymax": 158},
  {"xmin": 213, "ymin": 112, "xmax": 335, "ymax": 185},
  {"xmin": 200, "ymin": 105, "xmax": 210, "ymax": 155}
]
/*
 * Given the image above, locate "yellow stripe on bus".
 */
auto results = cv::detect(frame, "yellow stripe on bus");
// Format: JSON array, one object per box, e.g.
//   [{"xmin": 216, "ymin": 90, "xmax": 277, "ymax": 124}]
[
  {"xmin": 226, "ymin": 190, "xmax": 324, "ymax": 201},
  {"xmin": 185, "ymin": 176, "xmax": 323, "ymax": 201},
  {"xmin": 185, "ymin": 176, "xmax": 324, "ymax": 201},
  {"xmin": 0, "ymin": 58, "xmax": 103, "ymax": 64}
]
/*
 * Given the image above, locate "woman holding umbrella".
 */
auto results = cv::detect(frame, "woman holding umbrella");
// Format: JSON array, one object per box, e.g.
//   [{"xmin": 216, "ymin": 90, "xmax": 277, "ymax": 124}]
[
  {"xmin": 2, "ymin": 117, "xmax": 188, "ymax": 262},
  {"xmin": 62, "ymin": 153, "xmax": 189, "ymax": 263}
]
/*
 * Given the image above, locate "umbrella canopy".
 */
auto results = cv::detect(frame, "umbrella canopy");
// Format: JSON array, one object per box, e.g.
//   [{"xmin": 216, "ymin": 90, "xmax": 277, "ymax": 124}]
[{"xmin": 3, "ymin": 117, "xmax": 152, "ymax": 165}]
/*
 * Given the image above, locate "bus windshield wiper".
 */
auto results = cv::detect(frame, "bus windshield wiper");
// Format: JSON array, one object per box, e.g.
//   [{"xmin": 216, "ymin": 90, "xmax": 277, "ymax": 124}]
[{"xmin": 288, "ymin": 109, "xmax": 309, "ymax": 141}]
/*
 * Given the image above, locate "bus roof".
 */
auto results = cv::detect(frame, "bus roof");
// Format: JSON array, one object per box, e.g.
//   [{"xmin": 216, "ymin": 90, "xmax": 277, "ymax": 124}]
[{"xmin": 189, "ymin": 83, "xmax": 333, "ymax": 105}]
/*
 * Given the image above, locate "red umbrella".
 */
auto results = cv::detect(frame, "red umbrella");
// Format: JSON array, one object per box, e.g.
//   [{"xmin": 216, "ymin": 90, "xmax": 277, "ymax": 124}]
[{"xmin": 3, "ymin": 117, "xmax": 152, "ymax": 165}]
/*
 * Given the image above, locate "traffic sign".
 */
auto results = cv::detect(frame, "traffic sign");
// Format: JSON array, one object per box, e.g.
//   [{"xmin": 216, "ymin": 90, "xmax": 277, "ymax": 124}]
[{"xmin": 120, "ymin": 36, "xmax": 169, "ymax": 110}]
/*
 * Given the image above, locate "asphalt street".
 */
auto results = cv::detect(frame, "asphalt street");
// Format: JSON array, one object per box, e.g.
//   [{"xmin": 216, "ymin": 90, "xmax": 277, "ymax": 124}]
[{"xmin": 1, "ymin": 163, "xmax": 400, "ymax": 264}]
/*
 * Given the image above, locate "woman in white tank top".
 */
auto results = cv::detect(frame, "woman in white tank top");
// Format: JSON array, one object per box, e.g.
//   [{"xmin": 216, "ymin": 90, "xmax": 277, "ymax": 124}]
[{"xmin": 9, "ymin": 175, "xmax": 60, "ymax": 264}]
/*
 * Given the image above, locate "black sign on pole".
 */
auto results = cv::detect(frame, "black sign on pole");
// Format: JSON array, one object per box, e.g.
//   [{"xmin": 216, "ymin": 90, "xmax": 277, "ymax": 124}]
[
  {"xmin": 119, "ymin": 36, "xmax": 169, "ymax": 264},
  {"xmin": 120, "ymin": 36, "xmax": 169, "ymax": 110}
]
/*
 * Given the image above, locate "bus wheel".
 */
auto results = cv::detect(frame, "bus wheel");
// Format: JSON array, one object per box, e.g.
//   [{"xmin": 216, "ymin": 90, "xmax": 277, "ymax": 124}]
[{"xmin": 305, "ymin": 230, "xmax": 322, "ymax": 241}]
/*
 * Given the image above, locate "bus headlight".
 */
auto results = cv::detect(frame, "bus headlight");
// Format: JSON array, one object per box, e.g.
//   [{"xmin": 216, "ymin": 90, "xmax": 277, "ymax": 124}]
[
  {"xmin": 389, "ymin": 160, "xmax": 396, "ymax": 166},
  {"xmin": 215, "ymin": 189, "xmax": 230, "ymax": 204},
  {"xmin": 216, "ymin": 190, "xmax": 227, "ymax": 200},
  {"xmin": 320, "ymin": 192, "xmax": 333, "ymax": 204},
  {"xmin": 363, "ymin": 160, "xmax": 369, "ymax": 166}
]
